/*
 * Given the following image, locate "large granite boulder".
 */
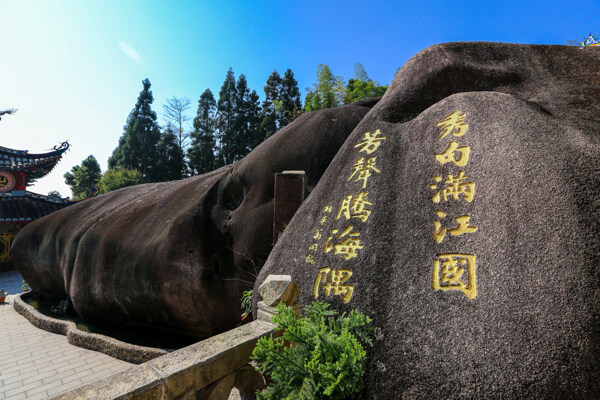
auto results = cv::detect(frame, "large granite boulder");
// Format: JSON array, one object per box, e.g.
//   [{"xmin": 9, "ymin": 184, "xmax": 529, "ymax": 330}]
[
  {"xmin": 11, "ymin": 99, "xmax": 377, "ymax": 337},
  {"xmin": 255, "ymin": 42, "xmax": 600, "ymax": 398}
]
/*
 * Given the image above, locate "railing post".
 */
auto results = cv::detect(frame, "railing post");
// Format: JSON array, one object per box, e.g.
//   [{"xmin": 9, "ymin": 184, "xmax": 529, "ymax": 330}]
[{"xmin": 256, "ymin": 274, "xmax": 301, "ymax": 323}]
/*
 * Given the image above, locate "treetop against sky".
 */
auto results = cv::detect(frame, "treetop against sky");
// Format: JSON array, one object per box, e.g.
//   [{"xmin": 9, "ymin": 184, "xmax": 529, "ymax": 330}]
[{"xmin": 0, "ymin": 0, "xmax": 596, "ymax": 196}]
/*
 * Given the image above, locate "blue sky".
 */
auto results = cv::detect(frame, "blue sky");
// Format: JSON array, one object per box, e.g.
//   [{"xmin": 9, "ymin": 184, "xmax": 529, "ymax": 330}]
[{"xmin": 0, "ymin": 0, "xmax": 597, "ymax": 196}]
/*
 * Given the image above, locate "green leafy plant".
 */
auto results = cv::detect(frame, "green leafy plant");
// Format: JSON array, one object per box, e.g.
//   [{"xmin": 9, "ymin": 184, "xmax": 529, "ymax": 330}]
[
  {"xmin": 21, "ymin": 281, "xmax": 29, "ymax": 292},
  {"xmin": 241, "ymin": 289, "xmax": 253, "ymax": 321},
  {"xmin": 0, "ymin": 289, "xmax": 7, "ymax": 297},
  {"xmin": 252, "ymin": 301, "xmax": 373, "ymax": 400}
]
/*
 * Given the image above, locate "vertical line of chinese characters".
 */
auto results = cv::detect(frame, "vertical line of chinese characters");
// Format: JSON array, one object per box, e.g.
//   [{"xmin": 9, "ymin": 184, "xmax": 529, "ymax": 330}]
[
  {"xmin": 430, "ymin": 111, "xmax": 478, "ymax": 299},
  {"xmin": 308, "ymin": 129, "xmax": 386, "ymax": 303}
]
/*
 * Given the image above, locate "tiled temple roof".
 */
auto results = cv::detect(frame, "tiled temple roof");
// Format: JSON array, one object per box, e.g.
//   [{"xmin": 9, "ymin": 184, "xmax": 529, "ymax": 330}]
[
  {"xmin": 0, "ymin": 142, "xmax": 69, "ymax": 181},
  {"xmin": 0, "ymin": 192, "xmax": 70, "ymax": 223}
]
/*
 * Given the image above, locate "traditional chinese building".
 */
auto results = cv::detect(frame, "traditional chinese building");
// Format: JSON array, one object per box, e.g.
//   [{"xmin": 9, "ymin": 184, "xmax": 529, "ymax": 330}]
[{"xmin": 0, "ymin": 142, "xmax": 70, "ymax": 268}]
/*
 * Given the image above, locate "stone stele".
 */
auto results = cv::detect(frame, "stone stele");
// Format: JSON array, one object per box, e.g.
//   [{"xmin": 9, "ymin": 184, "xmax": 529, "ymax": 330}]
[
  {"xmin": 255, "ymin": 42, "xmax": 600, "ymax": 398},
  {"xmin": 11, "ymin": 98, "xmax": 377, "ymax": 338}
]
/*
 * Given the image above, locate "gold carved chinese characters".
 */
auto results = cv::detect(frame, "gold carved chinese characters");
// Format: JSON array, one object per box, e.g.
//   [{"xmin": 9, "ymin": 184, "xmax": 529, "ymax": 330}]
[
  {"xmin": 310, "ymin": 130, "xmax": 386, "ymax": 303},
  {"xmin": 431, "ymin": 111, "xmax": 478, "ymax": 299},
  {"xmin": 313, "ymin": 267, "xmax": 354, "ymax": 303},
  {"xmin": 305, "ymin": 205, "xmax": 333, "ymax": 265},
  {"xmin": 432, "ymin": 254, "xmax": 476, "ymax": 299}
]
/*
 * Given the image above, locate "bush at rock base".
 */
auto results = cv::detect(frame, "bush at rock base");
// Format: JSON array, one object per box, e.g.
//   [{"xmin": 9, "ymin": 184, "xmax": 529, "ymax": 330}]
[{"xmin": 252, "ymin": 301, "xmax": 373, "ymax": 400}]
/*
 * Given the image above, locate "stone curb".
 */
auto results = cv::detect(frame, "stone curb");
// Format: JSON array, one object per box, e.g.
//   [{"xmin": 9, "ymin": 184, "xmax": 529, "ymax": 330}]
[
  {"xmin": 13, "ymin": 292, "xmax": 167, "ymax": 364},
  {"xmin": 51, "ymin": 320, "xmax": 276, "ymax": 400}
]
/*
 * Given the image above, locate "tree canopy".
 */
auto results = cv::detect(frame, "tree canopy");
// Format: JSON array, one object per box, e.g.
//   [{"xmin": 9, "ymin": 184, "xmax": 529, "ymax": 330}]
[
  {"xmin": 304, "ymin": 64, "xmax": 346, "ymax": 112},
  {"xmin": 261, "ymin": 69, "xmax": 302, "ymax": 137},
  {"xmin": 214, "ymin": 69, "xmax": 263, "ymax": 166},
  {"xmin": 215, "ymin": 68, "xmax": 238, "ymax": 167},
  {"xmin": 103, "ymin": 64, "xmax": 390, "ymax": 184},
  {"xmin": 304, "ymin": 63, "xmax": 389, "ymax": 111},
  {"xmin": 188, "ymin": 89, "xmax": 217, "ymax": 175},
  {"xmin": 108, "ymin": 78, "xmax": 162, "ymax": 182},
  {"xmin": 64, "ymin": 155, "xmax": 101, "ymax": 200},
  {"xmin": 343, "ymin": 63, "xmax": 388, "ymax": 104},
  {"xmin": 98, "ymin": 168, "xmax": 143, "ymax": 193},
  {"xmin": 156, "ymin": 125, "xmax": 185, "ymax": 181}
]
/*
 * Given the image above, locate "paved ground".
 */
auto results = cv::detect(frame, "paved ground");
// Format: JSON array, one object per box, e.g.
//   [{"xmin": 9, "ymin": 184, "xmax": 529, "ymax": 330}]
[{"xmin": 0, "ymin": 270, "xmax": 134, "ymax": 399}]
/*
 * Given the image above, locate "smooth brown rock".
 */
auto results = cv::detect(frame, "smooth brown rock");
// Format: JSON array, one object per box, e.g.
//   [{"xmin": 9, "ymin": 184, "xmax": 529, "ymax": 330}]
[
  {"xmin": 11, "ymin": 100, "xmax": 377, "ymax": 337},
  {"xmin": 273, "ymin": 171, "xmax": 306, "ymax": 245},
  {"xmin": 255, "ymin": 43, "xmax": 600, "ymax": 398}
]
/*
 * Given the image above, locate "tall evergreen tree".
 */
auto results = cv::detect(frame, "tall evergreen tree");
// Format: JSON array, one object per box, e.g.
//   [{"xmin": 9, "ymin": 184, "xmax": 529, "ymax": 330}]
[
  {"xmin": 216, "ymin": 68, "xmax": 238, "ymax": 167},
  {"xmin": 236, "ymin": 76, "xmax": 262, "ymax": 152},
  {"xmin": 64, "ymin": 155, "xmax": 102, "ymax": 199},
  {"xmin": 231, "ymin": 74, "xmax": 250, "ymax": 159},
  {"xmin": 230, "ymin": 74, "xmax": 262, "ymax": 160},
  {"xmin": 154, "ymin": 125, "xmax": 185, "ymax": 181},
  {"xmin": 260, "ymin": 68, "xmax": 301, "ymax": 138},
  {"xmin": 109, "ymin": 79, "xmax": 162, "ymax": 182},
  {"xmin": 260, "ymin": 71, "xmax": 283, "ymax": 138},
  {"xmin": 279, "ymin": 69, "xmax": 302, "ymax": 125},
  {"xmin": 188, "ymin": 89, "xmax": 217, "ymax": 175}
]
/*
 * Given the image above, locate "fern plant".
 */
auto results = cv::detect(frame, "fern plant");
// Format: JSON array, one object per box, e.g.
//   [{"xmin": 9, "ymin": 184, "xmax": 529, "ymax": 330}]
[{"xmin": 252, "ymin": 301, "xmax": 373, "ymax": 399}]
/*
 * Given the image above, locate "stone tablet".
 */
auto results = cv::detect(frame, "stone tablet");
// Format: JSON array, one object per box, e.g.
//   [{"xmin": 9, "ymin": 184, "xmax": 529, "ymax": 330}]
[{"xmin": 255, "ymin": 42, "xmax": 600, "ymax": 398}]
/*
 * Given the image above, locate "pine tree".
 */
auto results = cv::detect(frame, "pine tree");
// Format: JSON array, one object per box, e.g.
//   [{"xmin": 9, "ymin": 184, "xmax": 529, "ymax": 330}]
[
  {"xmin": 245, "ymin": 85, "xmax": 263, "ymax": 151},
  {"xmin": 108, "ymin": 79, "xmax": 162, "ymax": 182},
  {"xmin": 264, "ymin": 71, "xmax": 283, "ymax": 103},
  {"xmin": 188, "ymin": 89, "xmax": 217, "ymax": 175},
  {"xmin": 260, "ymin": 71, "xmax": 283, "ymax": 138},
  {"xmin": 280, "ymin": 69, "xmax": 302, "ymax": 126},
  {"xmin": 216, "ymin": 68, "xmax": 238, "ymax": 167},
  {"xmin": 232, "ymin": 74, "xmax": 262, "ymax": 159},
  {"xmin": 260, "ymin": 69, "xmax": 302, "ymax": 135},
  {"xmin": 154, "ymin": 125, "xmax": 185, "ymax": 181}
]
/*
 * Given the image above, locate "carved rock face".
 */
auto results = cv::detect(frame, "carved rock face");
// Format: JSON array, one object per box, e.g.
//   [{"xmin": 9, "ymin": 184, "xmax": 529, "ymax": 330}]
[
  {"xmin": 255, "ymin": 43, "xmax": 600, "ymax": 398},
  {"xmin": 11, "ymin": 100, "xmax": 376, "ymax": 337}
]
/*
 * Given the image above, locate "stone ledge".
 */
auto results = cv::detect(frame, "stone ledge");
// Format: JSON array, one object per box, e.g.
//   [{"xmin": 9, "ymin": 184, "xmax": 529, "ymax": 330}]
[
  {"xmin": 13, "ymin": 292, "xmax": 168, "ymax": 364},
  {"xmin": 50, "ymin": 320, "xmax": 276, "ymax": 400}
]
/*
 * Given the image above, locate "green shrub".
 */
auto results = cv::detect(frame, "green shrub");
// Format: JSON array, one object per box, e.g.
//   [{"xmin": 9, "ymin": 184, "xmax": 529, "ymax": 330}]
[
  {"xmin": 252, "ymin": 301, "xmax": 373, "ymax": 399},
  {"xmin": 241, "ymin": 289, "xmax": 253, "ymax": 321}
]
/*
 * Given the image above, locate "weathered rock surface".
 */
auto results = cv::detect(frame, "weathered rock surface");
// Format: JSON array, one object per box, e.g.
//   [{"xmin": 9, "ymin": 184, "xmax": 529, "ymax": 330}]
[
  {"xmin": 255, "ymin": 42, "xmax": 600, "ymax": 398},
  {"xmin": 11, "ymin": 100, "xmax": 377, "ymax": 337}
]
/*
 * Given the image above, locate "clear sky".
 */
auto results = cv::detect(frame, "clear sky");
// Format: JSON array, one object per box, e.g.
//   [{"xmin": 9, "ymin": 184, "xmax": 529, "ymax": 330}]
[{"xmin": 1, "ymin": 0, "xmax": 597, "ymax": 196}]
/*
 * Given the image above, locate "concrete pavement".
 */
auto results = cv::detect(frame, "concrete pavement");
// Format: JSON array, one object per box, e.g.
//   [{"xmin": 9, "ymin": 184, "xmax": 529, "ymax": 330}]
[{"xmin": 1, "ymin": 270, "xmax": 134, "ymax": 399}]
